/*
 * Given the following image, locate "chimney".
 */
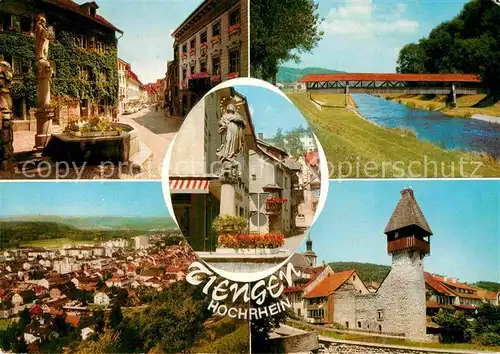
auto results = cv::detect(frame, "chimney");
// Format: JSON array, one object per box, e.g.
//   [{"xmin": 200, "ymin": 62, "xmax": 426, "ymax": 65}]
[{"xmin": 258, "ymin": 133, "xmax": 264, "ymax": 140}]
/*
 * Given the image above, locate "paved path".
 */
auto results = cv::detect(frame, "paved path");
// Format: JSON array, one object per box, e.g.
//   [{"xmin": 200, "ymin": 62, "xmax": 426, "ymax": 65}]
[
  {"xmin": 471, "ymin": 113, "xmax": 500, "ymax": 124},
  {"xmin": 119, "ymin": 108, "xmax": 183, "ymax": 179}
]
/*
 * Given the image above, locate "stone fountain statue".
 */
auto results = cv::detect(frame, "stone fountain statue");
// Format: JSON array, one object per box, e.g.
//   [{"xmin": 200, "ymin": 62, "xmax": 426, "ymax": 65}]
[
  {"xmin": 216, "ymin": 102, "xmax": 247, "ymax": 216},
  {"xmin": 217, "ymin": 103, "xmax": 246, "ymax": 163},
  {"xmin": 35, "ymin": 14, "xmax": 54, "ymax": 150},
  {"xmin": 0, "ymin": 56, "xmax": 13, "ymax": 169},
  {"xmin": 35, "ymin": 14, "xmax": 52, "ymax": 109}
]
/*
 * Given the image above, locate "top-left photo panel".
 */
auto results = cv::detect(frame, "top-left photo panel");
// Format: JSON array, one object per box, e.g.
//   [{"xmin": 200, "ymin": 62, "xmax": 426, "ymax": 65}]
[{"xmin": 0, "ymin": 0, "xmax": 249, "ymax": 180}]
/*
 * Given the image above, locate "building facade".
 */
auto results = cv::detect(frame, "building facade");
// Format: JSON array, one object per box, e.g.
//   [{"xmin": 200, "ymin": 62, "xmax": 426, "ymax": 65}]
[
  {"xmin": 117, "ymin": 58, "xmax": 128, "ymax": 114},
  {"xmin": 0, "ymin": 0, "xmax": 122, "ymax": 128},
  {"xmin": 169, "ymin": 0, "xmax": 248, "ymax": 117}
]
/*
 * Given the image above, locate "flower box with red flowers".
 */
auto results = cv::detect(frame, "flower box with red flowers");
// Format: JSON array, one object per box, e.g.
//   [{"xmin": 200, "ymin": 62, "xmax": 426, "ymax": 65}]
[
  {"xmin": 216, "ymin": 232, "xmax": 284, "ymax": 254},
  {"xmin": 228, "ymin": 23, "xmax": 241, "ymax": 34},
  {"xmin": 211, "ymin": 75, "xmax": 221, "ymax": 83},
  {"xmin": 200, "ymin": 42, "xmax": 208, "ymax": 49},
  {"xmin": 211, "ymin": 35, "xmax": 221, "ymax": 43},
  {"xmin": 189, "ymin": 48, "xmax": 196, "ymax": 56},
  {"xmin": 188, "ymin": 72, "xmax": 209, "ymax": 80},
  {"xmin": 181, "ymin": 52, "xmax": 188, "ymax": 58},
  {"xmin": 227, "ymin": 72, "xmax": 239, "ymax": 80}
]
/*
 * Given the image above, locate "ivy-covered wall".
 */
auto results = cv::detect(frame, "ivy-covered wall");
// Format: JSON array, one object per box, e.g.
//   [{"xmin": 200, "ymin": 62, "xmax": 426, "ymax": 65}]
[{"xmin": 0, "ymin": 30, "xmax": 118, "ymax": 109}]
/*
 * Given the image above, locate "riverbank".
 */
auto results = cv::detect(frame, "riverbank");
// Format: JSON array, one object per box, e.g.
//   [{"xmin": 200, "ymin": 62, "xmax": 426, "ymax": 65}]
[
  {"xmin": 380, "ymin": 93, "xmax": 500, "ymax": 121},
  {"xmin": 288, "ymin": 93, "xmax": 499, "ymax": 178}
]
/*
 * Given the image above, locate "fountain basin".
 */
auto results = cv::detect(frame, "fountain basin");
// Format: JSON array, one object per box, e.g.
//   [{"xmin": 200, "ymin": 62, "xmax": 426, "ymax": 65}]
[{"xmin": 43, "ymin": 123, "xmax": 139, "ymax": 165}]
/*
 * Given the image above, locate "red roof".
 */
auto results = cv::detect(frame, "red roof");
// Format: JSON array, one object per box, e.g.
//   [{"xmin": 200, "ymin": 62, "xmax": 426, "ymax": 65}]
[
  {"xmin": 29, "ymin": 305, "xmax": 43, "ymax": 316},
  {"xmin": 300, "ymin": 73, "xmax": 482, "ymax": 83},
  {"xmin": 65, "ymin": 314, "xmax": 81, "ymax": 328},
  {"xmin": 305, "ymin": 151, "xmax": 319, "ymax": 167},
  {"xmin": 42, "ymin": 0, "xmax": 122, "ymax": 33},
  {"xmin": 425, "ymin": 273, "xmax": 454, "ymax": 296},
  {"xmin": 284, "ymin": 265, "xmax": 327, "ymax": 294},
  {"xmin": 304, "ymin": 270, "xmax": 355, "ymax": 298},
  {"xmin": 426, "ymin": 300, "xmax": 441, "ymax": 309},
  {"xmin": 477, "ymin": 289, "xmax": 499, "ymax": 301}
]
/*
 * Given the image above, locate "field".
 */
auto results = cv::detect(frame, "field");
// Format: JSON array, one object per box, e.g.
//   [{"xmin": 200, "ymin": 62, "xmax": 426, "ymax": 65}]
[
  {"xmin": 289, "ymin": 93, "xmax": 500, "ymax": 178},
  {"xmin": 382, "ymin": 94, "xmax": 500, "ymax": 119},
  {"xmin": 288, "ymin": 320, "xmax": 500, "ymax": 352},
  {"xmin": 20, "ymin": 238, "xmax": 96, "ymax": 248}
]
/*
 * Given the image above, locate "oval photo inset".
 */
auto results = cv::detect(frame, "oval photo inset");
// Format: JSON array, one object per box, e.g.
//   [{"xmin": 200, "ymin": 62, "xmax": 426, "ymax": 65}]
[{"xmin": 163, "ymin": 79, "xmax": 328, "ymax": 281}]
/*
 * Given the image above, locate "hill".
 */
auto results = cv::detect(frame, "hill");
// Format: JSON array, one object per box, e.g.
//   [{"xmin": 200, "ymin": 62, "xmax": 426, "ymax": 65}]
[
  {"xmin": 277, "ymin": 66, "xmax": 342, "ymax": 83},
  {"xmin": 1, "ymin": 215, "xmax": 175, "ymax": 231},
  {"xmin": 329, "ymin": 261, "xmax": 391, "ymax": 284}
]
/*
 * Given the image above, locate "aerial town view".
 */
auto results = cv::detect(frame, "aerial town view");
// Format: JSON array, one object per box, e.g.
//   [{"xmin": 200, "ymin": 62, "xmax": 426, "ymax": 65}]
[
  {"xmin": 250, "ymin": 180, "xmax": 499, "ymax": 353},
  {"xmin": 0, "ymin": 182, "xmax": 249, "ymax": 352},
  {"xmin": 167, "ymin": 83, "xmax": 323, "ymax": 275}
]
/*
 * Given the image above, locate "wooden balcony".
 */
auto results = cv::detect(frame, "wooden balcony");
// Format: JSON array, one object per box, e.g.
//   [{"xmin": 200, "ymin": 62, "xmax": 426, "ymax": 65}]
[{"xmin": 387, "ymin": 236, "xmax": 430, "ymax": 254}]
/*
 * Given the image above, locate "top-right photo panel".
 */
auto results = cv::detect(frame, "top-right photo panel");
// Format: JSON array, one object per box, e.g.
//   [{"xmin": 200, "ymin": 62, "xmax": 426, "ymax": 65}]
[{"xmin": 250, "ymin": 0, "xmax": 500, "ymax": 179}]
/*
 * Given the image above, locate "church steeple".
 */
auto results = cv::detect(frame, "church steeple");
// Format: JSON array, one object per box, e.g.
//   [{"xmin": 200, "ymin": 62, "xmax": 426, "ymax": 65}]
[{"xmin": 303, "ymin": 234, "xmax": 317, "ymax": 267}]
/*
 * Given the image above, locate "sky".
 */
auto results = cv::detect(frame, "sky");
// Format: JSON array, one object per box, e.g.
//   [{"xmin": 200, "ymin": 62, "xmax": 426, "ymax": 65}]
[
  {"xmin": 286, "ymin": 0, "xmax": 470, "ymax": 72},
  {"xmin": 299, "ymin": 180, "xmax": 500, "ymax": 283},
  {"xmin": 0, "ymin": 182, "xmax": 169, "ymax": 217},
  {"xmin": 234, "ymin": 85, "xmax": 311, "ymax": 139},
  {"xmin": 87, "ymin": 0, "xmax": 204, "ymax": 84}
]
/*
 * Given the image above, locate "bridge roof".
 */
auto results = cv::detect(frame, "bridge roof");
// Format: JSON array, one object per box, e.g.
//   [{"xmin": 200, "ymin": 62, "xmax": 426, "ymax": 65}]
[{"xmin": 300, "ymin": 73, "xmax": 482, "ymax": 83}]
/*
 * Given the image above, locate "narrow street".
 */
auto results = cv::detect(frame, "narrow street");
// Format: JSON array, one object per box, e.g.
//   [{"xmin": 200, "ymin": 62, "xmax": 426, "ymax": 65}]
[{"xmin": 118, "ymin": 107, "xmax": 183, "ymax": 179}]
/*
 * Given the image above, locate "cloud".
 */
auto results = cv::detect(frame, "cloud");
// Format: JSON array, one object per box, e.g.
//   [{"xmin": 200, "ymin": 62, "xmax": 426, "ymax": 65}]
[{"xmin": 321, "ymin": 0, "xmax": 419, "ymax": 38}]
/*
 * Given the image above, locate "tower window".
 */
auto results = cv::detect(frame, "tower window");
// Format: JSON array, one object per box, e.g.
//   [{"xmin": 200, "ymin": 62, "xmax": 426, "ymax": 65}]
[
  {"xmin": 379, "ymin": 325, "xmax": 382, "ymax": 332},
  {"xmin": 357, "ymin": 321, "xmax": 361, "ymax": 328},
  {"xmin": 345, "ymin": 322, "xmax": 349, "ymax": 328}
]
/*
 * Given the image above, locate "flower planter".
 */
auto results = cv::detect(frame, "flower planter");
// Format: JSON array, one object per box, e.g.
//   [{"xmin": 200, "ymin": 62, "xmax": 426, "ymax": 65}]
[
  {"xmin": 68, "ymin": 130, "xmax": 120, "ymax": 138},
  {"xmin": 216, "ymin": 247, "xmax": 280, "ymax": 255},
  {"xmin": 227, "ymin": 72, "xmax": 239, "ymax": 80}
]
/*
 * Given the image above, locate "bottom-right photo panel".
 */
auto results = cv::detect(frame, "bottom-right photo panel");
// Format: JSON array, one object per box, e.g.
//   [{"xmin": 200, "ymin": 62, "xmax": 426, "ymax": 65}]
[{"xmin": 251, "ymin": 179, "xmax": 499, "ymax": 354}]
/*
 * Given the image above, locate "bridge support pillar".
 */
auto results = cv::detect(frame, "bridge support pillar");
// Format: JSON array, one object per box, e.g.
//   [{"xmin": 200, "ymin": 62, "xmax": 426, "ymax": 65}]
[
  {"xmin": 450, "ymin": 84, "xmax": 457, "ymax": 107},
  {"xmin": 345, "ymin": 84, "xmax": 350, "ymax": 107}
]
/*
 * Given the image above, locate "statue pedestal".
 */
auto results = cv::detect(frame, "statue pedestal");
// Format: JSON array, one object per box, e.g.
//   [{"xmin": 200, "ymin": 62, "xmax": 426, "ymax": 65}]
[
  {"xmin": 220, "ymin": 183, "xmax": 237, "ymax": 216},
  {"xmin": 35, "ymin": 108, "xmax": 54, "ymax": 151}
]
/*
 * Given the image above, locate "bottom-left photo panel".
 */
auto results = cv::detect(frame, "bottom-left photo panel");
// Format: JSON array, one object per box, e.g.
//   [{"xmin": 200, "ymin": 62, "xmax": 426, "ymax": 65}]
[{"xmin": 0, "ymin": 181, "xmax": 250, "ymax": 354}]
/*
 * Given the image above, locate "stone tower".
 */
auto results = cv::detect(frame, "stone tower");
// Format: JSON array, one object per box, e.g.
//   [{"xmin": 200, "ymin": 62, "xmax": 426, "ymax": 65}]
[
  {"xmin": 303, "ymin": 234, "xmax": 317, "ymax": 268},
  {"xmin": 383, "ymin": 187, "xmax": 432, "ymax": 340}
]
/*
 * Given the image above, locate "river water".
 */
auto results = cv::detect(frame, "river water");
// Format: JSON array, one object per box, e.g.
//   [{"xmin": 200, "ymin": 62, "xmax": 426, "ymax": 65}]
[{"xmin": 352, "ymin": 94, "xmax": 500, "ymax": 158}]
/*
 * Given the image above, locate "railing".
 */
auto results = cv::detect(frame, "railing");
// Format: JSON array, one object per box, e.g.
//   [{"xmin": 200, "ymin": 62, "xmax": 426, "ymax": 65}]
[
  {"xmin": 387, "ymin": 236, "xmax": 430, "ymax": 254},
  {"xmin": 308, "ymin": 87, "xmax": 480, "ymax": 95}
]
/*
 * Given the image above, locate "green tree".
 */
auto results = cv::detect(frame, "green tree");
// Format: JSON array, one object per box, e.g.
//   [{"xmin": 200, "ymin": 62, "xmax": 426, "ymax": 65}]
[
  {"xmin": 18, "ymin": 308, "xmax": 31, "ymax": 329},
  {"xmin": 109, "ymin": 305, "xmax": 123, "ymax": 329},
  {"xmin": 473, "ymin": 303, "xmax": 500, "ymax": 345},
  {"xmin": 396, "ymin": 43, "xmax": 427, "ymax": 73},
  {"xmin": 434, "ymin": 308, "xmax": 473, "ymax": 343},
  {"xmin": 94, "ymin": 310, "xmax": 106, "ymax": 334},
  {"xmin": 52, "ymin": 314, "xmax": 69, "ymax": 336},
  {"xmin": 251, "ymin": 294, "xmax": 290, "ymax": 353},
  {"xmin": 251, "ymin": 0, "xmax": 323, "ymax": 83},
  {"xmin": 77, "ymin": 330, "xmax": 120, "ymax": 354}
]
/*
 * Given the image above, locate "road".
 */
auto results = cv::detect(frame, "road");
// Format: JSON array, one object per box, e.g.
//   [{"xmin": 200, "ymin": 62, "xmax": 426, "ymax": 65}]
[{"xmin": 119, "ymin": 107, "xmax": 183, "ymax": 179}]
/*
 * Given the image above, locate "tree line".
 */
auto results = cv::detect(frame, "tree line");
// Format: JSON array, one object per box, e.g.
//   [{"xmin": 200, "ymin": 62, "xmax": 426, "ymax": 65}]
[{"xmin": 397, "ymin": 0, "xmax": 500, "ymax": 98}]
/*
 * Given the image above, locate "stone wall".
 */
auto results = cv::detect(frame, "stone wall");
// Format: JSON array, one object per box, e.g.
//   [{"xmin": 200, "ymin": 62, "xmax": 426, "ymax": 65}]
[
  {"xmin": 318, "ymin": 341, "xmax": 470, "ymax": 354},
  {"xmin": 352, "ymin": 250, "xmax": 427, "ymax": 340},
  {"xmin": 267, "ymin": 331, "xmax": 319, "ymax": 353}
]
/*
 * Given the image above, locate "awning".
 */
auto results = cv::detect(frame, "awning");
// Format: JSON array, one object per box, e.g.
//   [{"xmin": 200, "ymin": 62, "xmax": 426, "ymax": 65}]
[{"xmin": 169, "ymin": 179, "xmax": 209, "ymax": 194}]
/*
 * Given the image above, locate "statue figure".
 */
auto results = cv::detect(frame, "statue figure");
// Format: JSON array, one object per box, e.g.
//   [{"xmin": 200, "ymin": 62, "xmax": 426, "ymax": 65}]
[
  {"xmin": 35, "ymin": 14, "xmax": 53, "ymax": 109},
  {"xmin": 216, "ymin": 103, "xmax": 246, "ymax": 165},
  {"xmin": 0, "ymin": 57, "xmax": 13, "ymax": 114}
]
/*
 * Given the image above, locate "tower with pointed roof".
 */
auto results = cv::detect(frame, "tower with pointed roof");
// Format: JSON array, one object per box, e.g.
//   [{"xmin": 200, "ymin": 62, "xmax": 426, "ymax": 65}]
[
  {"xmin": 303, "ymin": 234, "xmax": 317, "ymax": 268},
  {"xmin": 379, "ymin": 187, "xmax": 431, "ymax": 340}
]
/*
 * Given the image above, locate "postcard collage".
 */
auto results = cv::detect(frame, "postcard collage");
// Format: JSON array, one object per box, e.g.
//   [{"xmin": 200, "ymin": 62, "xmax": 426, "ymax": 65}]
[{"xmin": 0, "ymin": 0, "xmax": 498, "ymax": 353}]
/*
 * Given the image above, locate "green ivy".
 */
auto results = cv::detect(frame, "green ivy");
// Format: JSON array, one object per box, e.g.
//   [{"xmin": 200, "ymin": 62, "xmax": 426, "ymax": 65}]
[{"xmin": 0, "ymin": 29, "xmax": 118, "ymax": 108}]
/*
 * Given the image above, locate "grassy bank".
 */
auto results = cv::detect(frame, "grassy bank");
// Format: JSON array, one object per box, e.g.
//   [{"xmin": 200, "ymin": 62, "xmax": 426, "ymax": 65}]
[
  {"xmin": 382, "ymin": 93, "xmax": 500, "ymax": 119},
  {"xmin": 289, "ymin": 93, "xmax": 499, "ymax": 178},
  {"xmin": 288, "ymin": 320, "xmax": 500, "ymax": 352}
]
